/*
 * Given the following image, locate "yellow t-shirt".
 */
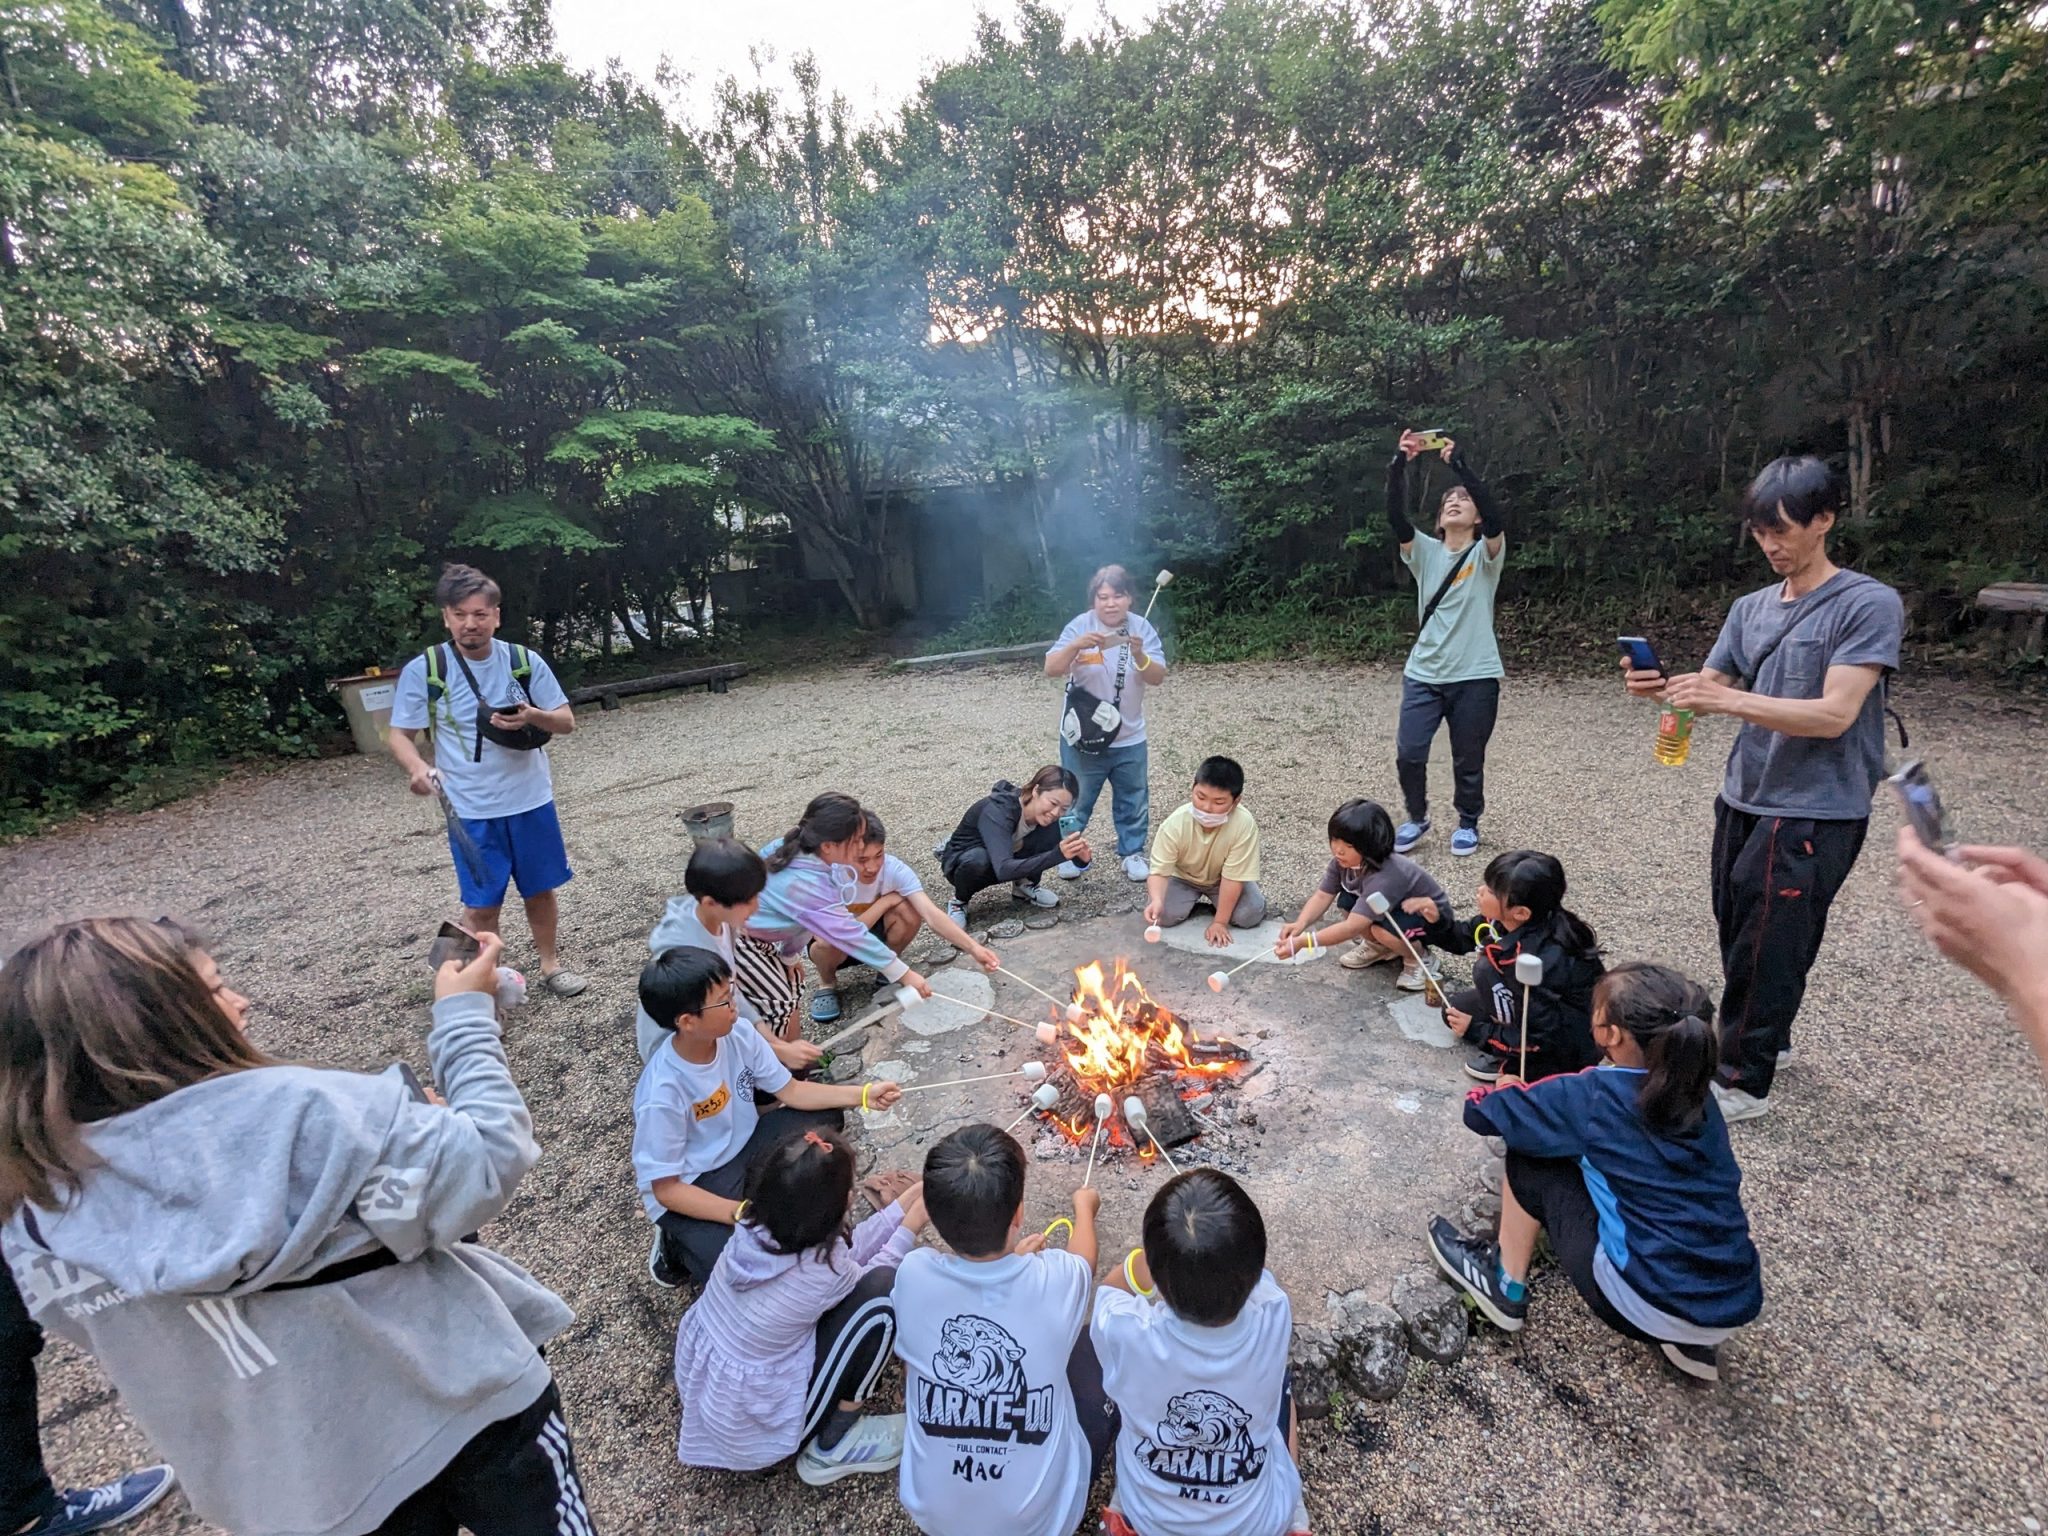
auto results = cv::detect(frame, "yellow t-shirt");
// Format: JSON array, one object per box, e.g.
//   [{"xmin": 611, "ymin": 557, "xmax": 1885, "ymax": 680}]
[{"xmin": 1149, "ymin": 803, "xmax": 1260, "ymax": 887}]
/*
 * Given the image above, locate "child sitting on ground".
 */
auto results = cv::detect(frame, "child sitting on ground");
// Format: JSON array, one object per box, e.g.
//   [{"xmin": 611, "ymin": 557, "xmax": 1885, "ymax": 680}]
[
  {"xmin": 1405, "ymin": 849, "xmax": 1604, "ymax": 1084},
  {"xmin": 674, "ymin": 1127, "xmax": 925, "ymax": 1484},
  {"xmin": 804, "ymin": 811, "xmax": 1001, "ymax": 1024},
  {"xmin": 1093, "ymin": 1169, "xmax": 1309, "ymax": 1536},
  {"xmin": 632, "ymin": 948, "xmax": 902, "ymax": 1288},
  {"xmin": 1428, "ymin": 962, "xmax": 1763, "ymax": 1384},
  {"xmin": 1275, "ymin": 797, "xmax": 1451, "ymax": 993},
  {"xmin": 892, "ymin": 1125, "xmax": 1110, "ymax": 1536},
  {"xmin": 1146, "ymin": 757, "xmax": 1265, "ymax": 948},
  {"xmin": 635, "ymin": 836, "xmax": 769, "ymax": 1064}
]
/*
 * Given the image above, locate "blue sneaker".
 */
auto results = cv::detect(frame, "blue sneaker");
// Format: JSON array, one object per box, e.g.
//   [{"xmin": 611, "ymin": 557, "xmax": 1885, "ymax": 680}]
[
  {"xmin": 1394, "ymin": 818, "xmax": 1431, "ymax": 854},
  {"xmin": 28, "ymin": 1468, "xmax": 178, "ymax": 1536},
  {"xmin": 1451, "ymin": 824, "xmax": 1480, "ymax": 857}
]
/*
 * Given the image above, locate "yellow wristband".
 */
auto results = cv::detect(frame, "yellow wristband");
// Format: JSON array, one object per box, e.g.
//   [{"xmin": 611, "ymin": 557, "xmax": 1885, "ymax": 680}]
[
  {"xmin": 1125, "ymin": 1248, "xmax": 1155, "ymax": 1298},
  {"xmin": 861, "ymin": 1083, "xmax": 871, "ymax": 1112},
  {"xmin": 1043, "ymin": 1216, "xmax": 1073, "ymax": 1243},
  {"xmin": 733, "ymin": 1201, "xmax": 748, "ymax": 1223}
]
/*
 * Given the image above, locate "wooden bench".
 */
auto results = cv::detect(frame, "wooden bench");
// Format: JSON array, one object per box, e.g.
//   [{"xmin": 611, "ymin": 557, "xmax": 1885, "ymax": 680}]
[
  {"xmin": 1975, "ymin": 583, "xmax": 2048, "ymax": 660},
  {"xmin": 567, "ymin": 662, "xmax": 747, "ymax": 710}
]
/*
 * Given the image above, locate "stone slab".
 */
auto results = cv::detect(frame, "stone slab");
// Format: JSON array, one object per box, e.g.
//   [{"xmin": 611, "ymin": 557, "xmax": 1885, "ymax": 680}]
[{"xmin": 898, "ymin": 968, "xmax": 996, "ymax": 1036}]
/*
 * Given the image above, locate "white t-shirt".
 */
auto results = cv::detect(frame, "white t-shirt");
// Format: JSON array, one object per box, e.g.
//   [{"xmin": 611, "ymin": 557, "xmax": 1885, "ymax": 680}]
[
  {"xmin": 1050, "ymin": 611, "xmax": 1164, "ymax": 747},
  {"xmin": 630, "ymin": 1026, "xmax": 792, "ymax": 1221},
  {"xmin": 893, "ymin": 1248, "xmax": 1094, "ymax": 1536},
  {"xmin": 1091, "ymin": 1274, "xmax": 1301, "ymax": 1536},
  {"xmin": 848, "ymin": 854, "xmax": 923, "ymax": 917},
  {"xmin": 388, "ymin": 640, "xmax": 568, "ymax": 820}
]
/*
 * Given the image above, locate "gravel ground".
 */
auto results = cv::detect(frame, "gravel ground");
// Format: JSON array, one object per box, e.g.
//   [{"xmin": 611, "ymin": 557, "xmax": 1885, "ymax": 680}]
[{"xmin": 4, "ymin": 657, "xmax": 2045, "ymax": 1536}]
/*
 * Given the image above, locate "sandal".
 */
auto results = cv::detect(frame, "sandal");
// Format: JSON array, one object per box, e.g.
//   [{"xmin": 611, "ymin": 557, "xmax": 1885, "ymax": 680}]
[
  {"xmin": 542, "ymin": 969, "xmax": 588, "ymax": 997},
  {"xmin": 809, "ymin": 988, "xmax": 843, "ymax": 1024}
]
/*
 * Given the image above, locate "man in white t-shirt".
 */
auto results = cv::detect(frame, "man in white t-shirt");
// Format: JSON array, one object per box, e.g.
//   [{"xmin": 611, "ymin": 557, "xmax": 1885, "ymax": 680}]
[
  {"xmin": 892, "ymin": 1125, "xmax": 1112, "ymax": 1536},
  {"xmin": 388, "ymin": 563, "xmax": 586, "ymax": 995},
  {"xmin": 633, "ymin": 947, "xmax": 901, "ymax": 1286},
  {"xmin": 800, "ymin": 811, "xmax": 1000, "ymax": 1025}
]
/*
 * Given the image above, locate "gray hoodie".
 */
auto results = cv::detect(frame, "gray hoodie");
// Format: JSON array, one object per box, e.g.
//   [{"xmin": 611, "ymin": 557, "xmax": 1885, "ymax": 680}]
[
  {"xmin": 1, "ymin": 992, "xmax": 572, "ymax": 1536},
  {"xmin": 634, "ymin": 892, "xmax": 758, "ymax": 1061}
]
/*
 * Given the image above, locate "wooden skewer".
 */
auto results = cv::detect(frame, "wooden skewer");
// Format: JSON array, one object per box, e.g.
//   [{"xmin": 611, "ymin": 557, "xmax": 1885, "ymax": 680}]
[
  {"xmin": 1363, "ymin": 892, "xmax": 1438, "ymax": 988},
  {"xmin": 892, "ymin": 1066, "xmax": 1044, "ymax": 1096},
  {"xmin": 813, "ymin": 998, "xmax": 905, "ymax": 1055},
  {"xmin": 994, "ymin": 965, "xmax": 1073, "ymax": 1012},
  {"xmin": 1140, "ymin": 1125, "xmax": 1179, "ymax": 1173},
  {"xmin": 1083, "ymin": 1119, "xmax": 1107, "ymax": 1187}
]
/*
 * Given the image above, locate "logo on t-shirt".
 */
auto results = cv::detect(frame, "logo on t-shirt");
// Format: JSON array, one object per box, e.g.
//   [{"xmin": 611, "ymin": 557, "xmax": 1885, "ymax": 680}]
[
  {"xmin": 915, "ymin": 1314, "xmax": 1057, "ymax": 1450},
  {"xmin": 691, "ymin": 1085, "xmax": 731, "ymax": 1121},
  {"xmin": 1137, "ymin": 1389, "xmax": 1266, "ymax": 1497}
]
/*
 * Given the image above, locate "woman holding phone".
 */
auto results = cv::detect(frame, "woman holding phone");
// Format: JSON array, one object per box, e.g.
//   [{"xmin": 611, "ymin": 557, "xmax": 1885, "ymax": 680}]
[
  {"xmin": 935, "ymin": 767, "xmax": 1091, "ymax": 922},
  {"xmin": 0, "ymin": 918, "xmax": 595, "ymax": 1536}
]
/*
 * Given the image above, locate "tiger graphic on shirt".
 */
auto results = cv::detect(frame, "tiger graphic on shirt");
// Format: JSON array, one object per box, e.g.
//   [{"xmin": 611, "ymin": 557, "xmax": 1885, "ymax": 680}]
[
  {"xmin": 1137, "ymin": 1389, "xmax": 1266, "ymax": 1495},
  {"xmin": 914, "ymin": 1313, "xmax": 1057, "ymax": 1447}
]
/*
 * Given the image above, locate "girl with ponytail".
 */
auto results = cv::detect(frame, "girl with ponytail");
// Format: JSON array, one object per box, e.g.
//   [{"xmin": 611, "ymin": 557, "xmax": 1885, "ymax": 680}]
[
  {"xmin": 1426, "ymin": 961, "xmax": 1763, "ymax": 1384},
  {"xmin": 743, "ymin": 794, "xmax": 934, "ymax": 1051}
]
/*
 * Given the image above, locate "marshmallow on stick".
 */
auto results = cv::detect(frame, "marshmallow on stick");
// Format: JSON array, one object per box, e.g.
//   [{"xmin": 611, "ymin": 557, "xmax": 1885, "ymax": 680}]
[
  {"xmin": 1141, "ymin": 569, "xmax": 1174, "ymax": 622},
  {"xmin": 1083, "ymin": 1093, "xmax": 1113, "ymax": 1186},
  {"xmin": 1004, "ymin": 1081, "xmax": 1063, "ymax": 1134},
  {"xmin": 1514, "ymin": 952, "xmax": 1545, "ymax": 1081},
  {"xmin": 1122, "ymin": 1095, "xmax": 1180, "ymax": 1174}
]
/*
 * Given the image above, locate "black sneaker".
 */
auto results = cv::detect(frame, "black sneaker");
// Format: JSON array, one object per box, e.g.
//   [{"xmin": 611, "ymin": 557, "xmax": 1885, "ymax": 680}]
[
  {"xmin": 1463, "ymin": 1049, "xmax": 1503, "ymax": 1083},
  {"xmin": 647, "ymin": 1232, "xmax": 682, "ymax": 1290},
  {"xmin": 1428, "ymin": 1216, "xmax": 1526, "ymax": 1332},
  {"xmin": 1658, "ymin": 1340, "xmax": 1720, "ymax": 1384}
]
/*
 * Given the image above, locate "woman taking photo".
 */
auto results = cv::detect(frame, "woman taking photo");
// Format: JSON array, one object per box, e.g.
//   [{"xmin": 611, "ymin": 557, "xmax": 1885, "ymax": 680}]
[
  {"xmin": 936, "ymin": 766, "xmax": 1093, "ymax": 922},
  {"xmin": 0, "ymin": 918, "xmax": 592, "ymax": 1536},
  {"xmin": 1044, "ymin": 565, "xmax": 1167, "ymax": 883}
]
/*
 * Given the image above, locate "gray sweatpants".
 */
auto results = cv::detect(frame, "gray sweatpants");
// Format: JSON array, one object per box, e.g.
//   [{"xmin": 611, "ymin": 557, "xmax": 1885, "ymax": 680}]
[{"xmin": 1157, "ymin": 877, "xmax": 1268, "ymax": 929}]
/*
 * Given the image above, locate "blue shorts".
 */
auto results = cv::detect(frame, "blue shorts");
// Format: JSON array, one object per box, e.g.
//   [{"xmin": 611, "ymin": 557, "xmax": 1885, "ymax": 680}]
[{"xmin": 449, "ymin": 801, "xmax": 573, "ymax": 909}]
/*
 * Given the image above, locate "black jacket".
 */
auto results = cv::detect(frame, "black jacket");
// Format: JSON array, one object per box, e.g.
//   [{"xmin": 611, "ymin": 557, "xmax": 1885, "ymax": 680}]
[
  {"xmin": 1385, "ymin": 448, "xmax": 1505, "ymax": 546},
  {"xmin": 939, "ymin": 780, "xmax": 1065, "ymax": 884},
  {"xmin": 1425, "ymin": 907, "xmax": 1604, "ymax": 1076}
]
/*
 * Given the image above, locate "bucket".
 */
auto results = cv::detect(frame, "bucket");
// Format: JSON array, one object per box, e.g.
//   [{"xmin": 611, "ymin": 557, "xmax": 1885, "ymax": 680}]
[{"xmin": 682, "ymin": 801, "xmax": 736, "ymax": 844}]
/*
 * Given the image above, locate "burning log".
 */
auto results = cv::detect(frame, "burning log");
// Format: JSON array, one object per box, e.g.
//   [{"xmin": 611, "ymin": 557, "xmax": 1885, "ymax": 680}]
[{"xmin": 1134, "ymin": 1078, "xmax": 1199, "ymax": 1149}]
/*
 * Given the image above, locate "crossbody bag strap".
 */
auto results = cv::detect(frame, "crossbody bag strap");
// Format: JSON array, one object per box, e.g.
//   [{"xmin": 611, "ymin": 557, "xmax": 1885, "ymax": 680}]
[
  {"xmin": 445, "ymin": 643, "xmax": 489, "ymax": 764},
  {"xmin": 1418, "ymin": 545, "xmax": 1477, "ymax": 634},
  {"xmin": 1064, "ymin": 626, "xmax": 1131, "ymax": 706}
]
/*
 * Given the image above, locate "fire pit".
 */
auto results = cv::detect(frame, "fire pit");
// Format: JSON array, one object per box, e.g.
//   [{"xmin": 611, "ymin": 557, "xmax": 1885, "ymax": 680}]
[{"xmin": 848, "ymin": 913, "xmax": 1481, "ymax": 1300}]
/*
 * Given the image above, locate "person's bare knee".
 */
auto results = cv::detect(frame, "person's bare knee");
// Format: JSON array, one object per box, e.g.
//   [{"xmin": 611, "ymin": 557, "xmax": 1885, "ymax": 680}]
[{"xmin": 881, "ymin": 907, "xmax": 922, "ymax": 954}]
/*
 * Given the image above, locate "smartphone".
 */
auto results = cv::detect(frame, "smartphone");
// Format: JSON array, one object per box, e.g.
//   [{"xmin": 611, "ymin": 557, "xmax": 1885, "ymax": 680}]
[
  {"xmin": 1887, "ymin": 759, "xmax": 1952, "ymax": 853},
  {"xmin": 1617, "ymin": 635, "xmax": 1664, "ymax": 676},
  {"xmin": 1058, "ymin": 810, "xmax": 1084, "ymax": 838},
  {"xmin": 1411, "ymin": 428, "xmax": 1452, "ymax": 452},
  {"xmin": 427, "ymin": 921, "xmax": 480, "ymax": 970}
]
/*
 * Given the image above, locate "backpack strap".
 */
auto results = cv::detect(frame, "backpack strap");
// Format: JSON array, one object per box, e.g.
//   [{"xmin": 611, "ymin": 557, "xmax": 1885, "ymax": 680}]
[{"xmin": 421, "ymin": 647, "xmax": 447, "ymax": 746}]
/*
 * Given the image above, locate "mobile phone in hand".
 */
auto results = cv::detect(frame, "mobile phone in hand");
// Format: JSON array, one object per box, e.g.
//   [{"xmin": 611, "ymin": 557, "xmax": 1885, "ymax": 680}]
[
  {"xmin": 427, "ymin": 921, "xmax": 481, "ymax": 970},
  {"xmin": 1617, "ymin": 635, "xmax": 1664, "ymax": 676},
  {"xmin": 1886, "ymin": 759, "xmax": 1952, "ymax": 853},
  {"xmin": 393, "ymin": 1062, "xmax": 433, "ymax": 1104},
  {"xmin": 1411, "ymin": 428, "xmax": 1452, "ymax": 452}
]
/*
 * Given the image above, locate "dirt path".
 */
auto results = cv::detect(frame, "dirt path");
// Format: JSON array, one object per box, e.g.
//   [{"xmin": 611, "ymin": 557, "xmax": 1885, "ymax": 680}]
[{"xmin": 5, "ymin": 658, "xmax": 2044, "ymax": 1536}]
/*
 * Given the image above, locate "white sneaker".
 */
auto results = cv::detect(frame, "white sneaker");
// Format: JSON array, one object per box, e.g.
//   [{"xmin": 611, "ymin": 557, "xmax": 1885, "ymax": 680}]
[
  {"xmin": 1121, "ymin": 853, "xmax": 1150, "ymax": 882},
  {"xmin": 1339, "ymin": 942, "xmax": 1396, "ymax": 972},
  {"xmin": 931, "ymin": 838, "xmax": 947, "ymax": 858},
  {"xmin": 1710, "ymin": 1082, "xmax": 1770, "ymax": 1123},
  {"xmin": 1776, "ymin": 1047, "xmax": 1793, "ymax": 1067},
  {"xmin": 946, "ymin": 898, "xmax": 968, "ymax": 924},
  {"xmin": 797, "ymin": 1413, "xmax": 904, "ymax": 1485},
  {"xmin": 1013, "ymin": 881, "xmax": 1060, "ymax": 909},
  {"xmin": 1395, "ymin": 962, "xmax": 1430, "ymax": 992},
  {"xmin": 1055, "ymin": 860, "xmax": 1088, "ymax": 880}
]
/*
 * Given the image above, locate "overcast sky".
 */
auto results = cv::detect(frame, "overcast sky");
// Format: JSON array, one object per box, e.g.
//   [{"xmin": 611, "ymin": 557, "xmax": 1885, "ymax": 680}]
[{"xmin": 550, "ymin": 0, "xmax": 1165, "ymax": 125}]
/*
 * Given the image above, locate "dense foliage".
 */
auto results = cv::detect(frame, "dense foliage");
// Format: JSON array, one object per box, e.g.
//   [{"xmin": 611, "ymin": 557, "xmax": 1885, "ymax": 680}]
[{"xmin": 2, "ymin": 0, "xmax": 2043, "ymax": 821}]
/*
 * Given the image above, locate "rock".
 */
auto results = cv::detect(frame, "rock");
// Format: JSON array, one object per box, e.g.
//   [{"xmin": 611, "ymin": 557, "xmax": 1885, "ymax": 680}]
[
  {"xmin": 1476, "ymin": 1156, "xmax": 1502, "ymax": 1194},
  {"xmin": 1391, "ymin": 1273, "xmax": 1470, "ymax": 1365},
  {"xmin": 1467, "ymin": 1190, "xmax": 1502, "ymax": 1223},
  {"xmin": 988, "ymin": 919, "xmax": 1027, "ymax": 940},
  {"xmin": 1325, "ymin": 1289, "xmax": 1410, "ymax": 1402},
  {"xmin": 1287, "ymin": 1324, "xmax": 1340, "ymax": 1419},
  {"xmin": 920, "ymin": 942, "xmax": 960, "ymax": 965},
  {"xmin": 1023, "ymin": 911, "xmax": 1058, "ymax": 930},
  {"xmin": 900, "ymin": 970, "xmax": 997, "ymax": 1037}
]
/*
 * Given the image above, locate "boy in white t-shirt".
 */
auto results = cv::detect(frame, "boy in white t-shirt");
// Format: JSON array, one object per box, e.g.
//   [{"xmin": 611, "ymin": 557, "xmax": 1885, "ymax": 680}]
[
  {"xmin": 632, "ymin": 948, "xmax": 901, "ymax": 1288},
  {"xmin": 892, "ymin": 1125, "xmax": 1114, "ymax": 1536},
  {"xmin": 633, "ymin": 837, "xmax": 770, "ymax": 1064},
  {"xmin": 804, "ymin": 811, "xmax": 1001, "ymax": 1024},
  {"xmin": 1094, "ymin": 1169, "xmax": 1308, "ymax": 1536}
]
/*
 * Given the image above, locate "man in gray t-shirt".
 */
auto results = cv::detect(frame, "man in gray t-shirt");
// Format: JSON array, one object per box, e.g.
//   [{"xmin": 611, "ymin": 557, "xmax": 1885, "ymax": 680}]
[{"xmin": 1624, "ymin": 456, "xmax": 1903, "ymax": 1120}]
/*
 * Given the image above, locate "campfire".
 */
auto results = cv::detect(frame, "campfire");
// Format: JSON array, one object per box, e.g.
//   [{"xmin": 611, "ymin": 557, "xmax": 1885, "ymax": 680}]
[{"xmin": 1036, "ymin": 959, "xmax": 1249, "ymax": 1156}]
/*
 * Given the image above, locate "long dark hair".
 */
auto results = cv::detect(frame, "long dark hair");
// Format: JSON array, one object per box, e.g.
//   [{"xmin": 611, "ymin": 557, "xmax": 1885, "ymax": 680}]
[
  {"xmin": 1020, "ymin": 765, "xmax": 1078, "ymax": 803},
  {"xmin": 1483, "ymin": 850, "xmax": 1598, "ymax": 960},
  {"xmin": 1596, "ymin": 963, "xmax": 1718, "ymax": 1136},
  {"xmin": 740, "ymin": 1126, "xmax": 856, "ymax": 1259},
  {"xmin": 763, "ymin": 792, "xmax": 865, "ymax": 873}
]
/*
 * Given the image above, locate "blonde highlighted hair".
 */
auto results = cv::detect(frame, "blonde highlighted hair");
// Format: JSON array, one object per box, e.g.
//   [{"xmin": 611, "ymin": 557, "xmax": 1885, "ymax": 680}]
[{"xmin": 0, "ymin": 917, "xmax": 269, "ymax": 1214}]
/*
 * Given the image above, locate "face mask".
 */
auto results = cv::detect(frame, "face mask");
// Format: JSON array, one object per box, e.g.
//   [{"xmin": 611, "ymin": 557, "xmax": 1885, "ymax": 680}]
[{"xmin": 1190, "ymin": 805, "xmax": 1231, "ymax": 829}]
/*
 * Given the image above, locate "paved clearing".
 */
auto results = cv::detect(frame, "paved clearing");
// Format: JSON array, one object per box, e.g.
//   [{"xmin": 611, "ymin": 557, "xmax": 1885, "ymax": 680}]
[{"xmin": 4, "ymin": 658, "xmax": 2044, "ymax": 1536}]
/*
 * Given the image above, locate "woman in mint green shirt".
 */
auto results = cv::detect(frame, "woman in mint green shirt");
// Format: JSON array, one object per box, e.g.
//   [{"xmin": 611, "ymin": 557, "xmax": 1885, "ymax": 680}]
[{"xmin": 1385, "ymin": 431, "xmax": 1508, "ymax": 859}]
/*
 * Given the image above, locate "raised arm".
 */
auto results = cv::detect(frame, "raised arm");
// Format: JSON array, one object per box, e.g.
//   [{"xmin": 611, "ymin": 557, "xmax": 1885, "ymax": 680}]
[
  {"xmin": 1446, "ymin": 446, "xmax": 1505, "ymax": 555},
  {"xmin": 1385, "ymin": 453, "xmax": 1414, "ymax": 551}
]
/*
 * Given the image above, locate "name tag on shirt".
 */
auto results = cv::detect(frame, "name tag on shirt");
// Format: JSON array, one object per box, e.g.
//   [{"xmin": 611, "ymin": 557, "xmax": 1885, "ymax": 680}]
[{"xmin": 692, "ymin": 1086, "xmax": 731, "ymax": 1122}]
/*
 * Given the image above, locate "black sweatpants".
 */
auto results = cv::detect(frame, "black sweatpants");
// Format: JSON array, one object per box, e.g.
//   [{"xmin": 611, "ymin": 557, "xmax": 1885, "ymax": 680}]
[
  {"xmin": 1710, "ymin": 799, "xmax": 1868, "ymax": 1098},
  {"xmin": 1396, "ymin": 676, "xmax": 1500, "ymax": 826},
  {"xmin": 0, "ymin": 1266, "xmax": 56, "ymax": 1532},
  {"xmin": 942, "ymin": 848, "xmax": 1041, "ymax": 905},
  {"xmin": 655, "ymin": 1105, "xmax": 845, "ymax": 1283},
  {"xmin": 798, "ymin": 1268, "xmax": 900, "ymax": 1442},
  {"xmin": 373, "ymin": 1378, "xmax": 592, "ymax": 1536},
  {"xmin": 1503, "ymin": 1154, "xmax": 1656, "ymax": 1345},
  {"xmin": 1064, "ymin": 1331, "xmax": 1123, "ymax": 1488}
]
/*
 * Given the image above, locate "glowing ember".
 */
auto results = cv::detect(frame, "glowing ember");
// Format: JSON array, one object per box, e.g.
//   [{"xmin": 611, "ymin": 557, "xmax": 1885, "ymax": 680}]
[{"xmin": 1038, "ymin": 959, "xmax": 1247, "ymax": 1147}]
